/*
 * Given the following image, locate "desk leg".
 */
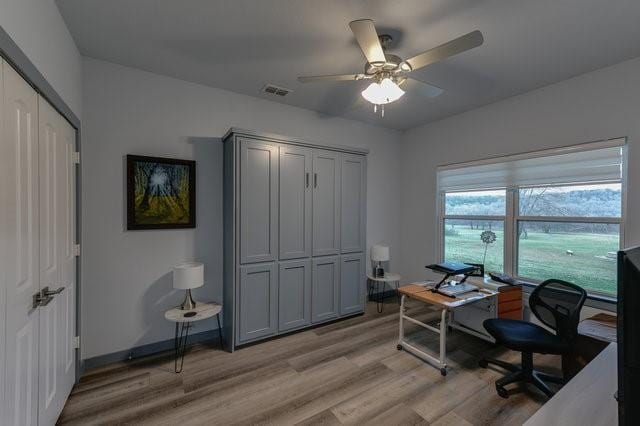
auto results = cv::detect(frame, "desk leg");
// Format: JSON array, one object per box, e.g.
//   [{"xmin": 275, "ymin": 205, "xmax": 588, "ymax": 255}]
[
  {"xmin": 396, "ymin": 296, "xmax": 448, "ymax": 376},
  {"xmin": 397, "ymin": 294, "xmax": 405, "ymax": 347},
  {"xmin": 439, "ymin": 308, "xmax": 447, "ymax": 372}
]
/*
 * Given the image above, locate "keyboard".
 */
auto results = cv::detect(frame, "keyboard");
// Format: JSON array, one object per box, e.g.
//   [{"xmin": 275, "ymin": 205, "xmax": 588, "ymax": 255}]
[{"xmin": 437, "ymin": 282, "xmax": 479, "ymax": 297}]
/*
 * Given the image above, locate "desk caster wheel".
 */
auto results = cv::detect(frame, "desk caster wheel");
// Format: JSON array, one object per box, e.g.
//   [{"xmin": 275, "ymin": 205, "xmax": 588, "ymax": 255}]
[
  {"xmin": 496, "ymin": 385, "xmax": 509, "ymax": 399},
  {"xmin": 478, "ymin": 359, "xmax": 488, "ymax": 368},
  {"xmin": 396, "ymin": 344, "xmax": 403, "ymax": 351},
  {"xmin": 440, "ymin": 368, "xmax": 447, "ymax": 376}
]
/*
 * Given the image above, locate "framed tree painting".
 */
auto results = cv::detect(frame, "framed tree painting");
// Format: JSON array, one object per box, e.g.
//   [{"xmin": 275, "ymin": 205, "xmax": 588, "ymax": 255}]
[{"xmin": 127, "ymin": 155, "xmax": 196, "ymax": 230}]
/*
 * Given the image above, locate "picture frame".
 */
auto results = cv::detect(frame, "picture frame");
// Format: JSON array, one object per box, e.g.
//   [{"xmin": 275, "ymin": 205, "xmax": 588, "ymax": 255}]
[{"xmin": 126, "ymin": 155, "xmax": 196, "ymax": 230}]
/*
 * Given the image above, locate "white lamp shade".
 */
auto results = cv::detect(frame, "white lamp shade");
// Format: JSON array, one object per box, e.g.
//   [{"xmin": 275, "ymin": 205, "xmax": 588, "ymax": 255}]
[
  {"xmin": 371, "ymin": 245, "xmax": 390, "ymax": 262},
  {"xmin": 173, "ymin": 262, "xmax": 204, "ymax": 290}
]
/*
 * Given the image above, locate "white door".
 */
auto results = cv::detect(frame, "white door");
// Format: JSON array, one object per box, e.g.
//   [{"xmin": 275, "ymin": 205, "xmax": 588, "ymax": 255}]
[
  {"xmin": 37, "ymin": 97, "xmax": 76, "ymax": 425},
  {"xmin": 2, "ymin": 58, "xmax": 40, "ymax": 426}
]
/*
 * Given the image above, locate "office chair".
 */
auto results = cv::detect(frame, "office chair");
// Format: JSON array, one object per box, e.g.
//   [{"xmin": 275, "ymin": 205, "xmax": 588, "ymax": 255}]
[{"xmin": 479, "ymin": 279, "xmax": 587, "ymax": 399}]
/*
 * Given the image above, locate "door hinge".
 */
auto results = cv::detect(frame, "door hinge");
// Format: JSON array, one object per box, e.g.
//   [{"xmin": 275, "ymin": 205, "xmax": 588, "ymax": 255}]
[
  {"xmin": 72, "ymin": 152, "xmax": 80, "ymax": 164},
  {"xmin": 73, "ymin": 336, "xmax": 80, "ymax": 349},
  {"xmin": 73, "ymin": 244, "xmax": 81, "ymax": 257}
]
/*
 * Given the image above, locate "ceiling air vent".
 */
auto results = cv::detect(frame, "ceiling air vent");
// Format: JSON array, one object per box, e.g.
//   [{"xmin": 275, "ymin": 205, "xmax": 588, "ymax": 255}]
[{"xmin": 261, "ymin": 84, "xmax": 292, "ymax": 97}]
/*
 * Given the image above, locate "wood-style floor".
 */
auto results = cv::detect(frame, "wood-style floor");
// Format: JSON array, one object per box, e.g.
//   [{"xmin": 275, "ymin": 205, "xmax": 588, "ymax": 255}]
[{"xmin": 58, "ymin": 300, "xmax": 560, "ymax": 425}]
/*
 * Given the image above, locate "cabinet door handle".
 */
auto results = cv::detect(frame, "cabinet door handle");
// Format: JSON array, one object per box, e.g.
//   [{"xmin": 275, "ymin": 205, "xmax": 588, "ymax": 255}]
[
  {"xmin": 306, "ymin": 172, "xmax": 309, "ymax": 188},
  {"xmin": 314, "ymin": 173, "xmax": 318, "ymax": 188}
]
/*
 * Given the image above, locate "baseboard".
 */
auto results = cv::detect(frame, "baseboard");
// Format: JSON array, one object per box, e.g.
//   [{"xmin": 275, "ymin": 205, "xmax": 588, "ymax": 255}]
[{"xmin": 82, "ymin": 329, "xmax": 220, "ymax": 371}]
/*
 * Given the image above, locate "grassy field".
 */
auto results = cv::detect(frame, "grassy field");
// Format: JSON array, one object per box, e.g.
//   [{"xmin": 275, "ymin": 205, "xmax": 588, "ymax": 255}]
[
  {"xmin": 445, "ymin": 228, "xmax": 618, "ymax": 295},
  {"xmin": 134, "ymin": 194, "xmax": 190, "ymax": 225}
]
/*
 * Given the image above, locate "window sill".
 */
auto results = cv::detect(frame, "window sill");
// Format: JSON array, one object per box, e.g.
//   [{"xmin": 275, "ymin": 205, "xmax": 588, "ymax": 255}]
[{"xmin": 518, "ymin": 281, "xmax": 617, "ymax": 311}]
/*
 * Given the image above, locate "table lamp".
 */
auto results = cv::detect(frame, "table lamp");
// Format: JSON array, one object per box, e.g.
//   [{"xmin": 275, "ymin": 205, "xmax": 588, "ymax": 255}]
[
  {"xmin": 371, "ymin": 245, "xmax": 389, "ymax": 278},
  {"xmin": 173, "ymin": 262, "xmax": 204, "ymax": 310}
]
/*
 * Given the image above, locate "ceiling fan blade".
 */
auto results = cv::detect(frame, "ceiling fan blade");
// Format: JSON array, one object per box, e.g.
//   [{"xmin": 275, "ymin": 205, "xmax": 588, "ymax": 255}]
[
  {"xmin": 297, "ymin": 74, "xmax": 365, "ymax": 83},
  {"xmin": 402, "ymin": 77, "xmax": 445, "ymax": 98},
  {"xmin": 405, "ymin": 30, "xmax": 484, "ymax": 71},
  {"xmin": 349, "ymin": 19, "xmax": 386, "ymax": 64}
]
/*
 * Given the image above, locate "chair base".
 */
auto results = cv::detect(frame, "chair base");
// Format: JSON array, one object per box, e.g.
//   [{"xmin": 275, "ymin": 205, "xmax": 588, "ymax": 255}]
[{"xmin": 479, "ymin": 352, "xmax": 565, "ymax": 399}]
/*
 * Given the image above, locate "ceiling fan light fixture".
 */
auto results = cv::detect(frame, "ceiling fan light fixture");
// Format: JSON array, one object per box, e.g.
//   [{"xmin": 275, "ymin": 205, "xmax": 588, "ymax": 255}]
[{"xmin": 361, "ymin": 78, "xmax": 405, "ymax": 105}]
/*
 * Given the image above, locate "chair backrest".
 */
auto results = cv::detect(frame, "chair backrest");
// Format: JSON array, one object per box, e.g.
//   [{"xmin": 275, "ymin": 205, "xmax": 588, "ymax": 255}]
[{"xmin": 529, "ymin": 279, "xmax": 587, "ymax": 340}]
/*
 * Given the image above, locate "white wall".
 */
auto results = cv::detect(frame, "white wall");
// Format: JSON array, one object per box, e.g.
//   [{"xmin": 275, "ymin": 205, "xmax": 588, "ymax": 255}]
[
  {"xmin": 0, "ymin": 0, "xmax": 82, "ymax": 117},
  {"xmin": 399, "ymin": 56, "xmax": 640, "ymax": 287},
  {"xmin": 81, "ymin": 57, "xmax": 402, "ymax": 359}
]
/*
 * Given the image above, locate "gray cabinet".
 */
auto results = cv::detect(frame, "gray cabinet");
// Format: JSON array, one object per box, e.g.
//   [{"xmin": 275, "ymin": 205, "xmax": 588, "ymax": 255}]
[
  {"xmin": 278, "ymin": 259, "xmax": 311, "ymax": 332},
  {"xmin": 279, "ymin": 145, "xmax": 312, "ymax": 260},
  {"xmin": 239, "ymin": 138, "xmax": 279, "ymax": 264},
  {"xmin": 238, "ymin": 263, "xmax": 278, "ymax": 343},
  {"xmin": 341, "ymin": 154, "xmax": 366, "ymax": 253},
  {"xmin": 312, "ymin": 256, "xmax": 340, "ymax": 323},
  {"xmin": 312, "ymin": 150, "xmax": 341, "ymax": 256},
  {"xmin": 340, "ymin": 254, "xmax": 366, "ymax": 315},
  {"xmin": 224, "ymin": 129, "xmax": 368, "ymax": 351}
]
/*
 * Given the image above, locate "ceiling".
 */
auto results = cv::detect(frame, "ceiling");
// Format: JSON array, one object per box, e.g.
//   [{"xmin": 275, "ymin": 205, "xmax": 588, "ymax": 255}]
[{"xmin": 57, "ymin": 0, "xmax": 640, "ymax": 130}]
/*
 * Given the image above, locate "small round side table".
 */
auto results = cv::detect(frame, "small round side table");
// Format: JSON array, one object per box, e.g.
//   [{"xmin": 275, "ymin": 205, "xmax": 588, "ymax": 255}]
[
  {"xmin": 367, "ymin": 273, "xmax": 402, "ymax": 313},
  {"xmin": 164, "ymin": 302, "xmax": 222, "ymax": 373}
]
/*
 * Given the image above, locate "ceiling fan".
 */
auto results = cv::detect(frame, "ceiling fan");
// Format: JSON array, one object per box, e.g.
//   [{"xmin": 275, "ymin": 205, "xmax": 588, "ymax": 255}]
[{"xmin": 298, "ymin": 19, "xmax": 484, "ymax": 116}]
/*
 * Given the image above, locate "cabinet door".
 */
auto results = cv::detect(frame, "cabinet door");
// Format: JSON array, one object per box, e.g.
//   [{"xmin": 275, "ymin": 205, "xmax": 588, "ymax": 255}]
[
  {"xmin": 311, "ymin": 256, "xmax": 339, "ymax": 323},
  {"xmin": 341, "ymin": 154, "xmax": 366, "ymax": 254},
  {"xmin": 278, "ymin": 259, "xmax": 311, "ymax": 332},
  {"xmin": 239, "ymin": 138, "xmax": 279, "ymax": 264},
  {"xmin": 238, "ymin": 263, "xmax": 278, "ymax": 343},
  {"xmin": 312, "ymin": 150, "xmax": 341, "ymax": 256},
  {"xmin": 340, "ymin": 254, "xmax": 365, "ymax": 315},
  {"xmin": 279, "ymin": 145, "xmax": 312, "ymax": 260}
]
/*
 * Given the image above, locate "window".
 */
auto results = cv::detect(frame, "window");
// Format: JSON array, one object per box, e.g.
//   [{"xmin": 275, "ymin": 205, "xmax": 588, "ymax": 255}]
[
  {"xmin": 437, "ymin": 141, "xmax": 625, "ymax": 297},
  {"xmin": 443, "ymin": 190, "xmax": 505, "ymax": 272},
  {"xmin": 516, "ymin": 183, "xmax": 622, "ymax": 295}
]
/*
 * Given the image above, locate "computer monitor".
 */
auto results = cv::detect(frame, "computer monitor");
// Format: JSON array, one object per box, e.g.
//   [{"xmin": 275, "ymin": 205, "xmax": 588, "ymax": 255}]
[{"xmin": 617, "ymin": 246, "xmax": 640, "ymax": 426}]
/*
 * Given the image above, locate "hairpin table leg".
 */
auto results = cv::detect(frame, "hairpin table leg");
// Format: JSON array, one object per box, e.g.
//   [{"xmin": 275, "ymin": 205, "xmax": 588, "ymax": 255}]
[{"xmin": 174, "ymin": 322, "xmax": 191, "ymax": 373}]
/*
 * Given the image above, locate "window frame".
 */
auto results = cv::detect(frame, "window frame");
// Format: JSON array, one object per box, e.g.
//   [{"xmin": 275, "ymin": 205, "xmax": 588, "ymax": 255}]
[{"xmin": 437, "ymin": 177, "xmax": 626, "ymax": 302}]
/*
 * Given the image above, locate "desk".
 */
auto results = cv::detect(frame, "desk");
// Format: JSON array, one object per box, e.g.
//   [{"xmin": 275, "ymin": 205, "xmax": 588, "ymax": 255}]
[
  {"xmin": 397, "ymin": 283, "xmax": 498, "ymax": 376},
  {"xmin": 524, "ymin": 343, "xmax": 617, "ymax": 426}
]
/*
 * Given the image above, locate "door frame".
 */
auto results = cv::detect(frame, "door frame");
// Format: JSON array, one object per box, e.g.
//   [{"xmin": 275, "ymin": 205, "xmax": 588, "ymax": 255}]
[{"xmin": 0, "ymin": 27, "xmax": 83, "ymax": 383}]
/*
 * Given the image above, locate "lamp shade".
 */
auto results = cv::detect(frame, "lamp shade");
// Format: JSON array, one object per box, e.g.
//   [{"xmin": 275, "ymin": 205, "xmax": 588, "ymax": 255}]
[
  {"xmin": 371, "ymin": 245, "xmax": 390, "ymax": 262},
  {"xmin": 173, "ymin": 262, "xmax": 204, "ymax": 290}
]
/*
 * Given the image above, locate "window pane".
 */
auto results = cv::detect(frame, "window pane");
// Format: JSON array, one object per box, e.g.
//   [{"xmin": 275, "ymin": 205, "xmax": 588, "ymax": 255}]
[
  {"xmin": 519, "ymin": 183, "xmax": 621, "ymax": 217},
  {"xmin": 444, "ymin": 219, "xmax": 504, "ymax": 273},
  {"xmin": 517, "ymin": 221, "xmax": 619, "ymax": 295},
  {"xmin": 445, "ymin": 190, "xmax": 506, "ymax": 216}
]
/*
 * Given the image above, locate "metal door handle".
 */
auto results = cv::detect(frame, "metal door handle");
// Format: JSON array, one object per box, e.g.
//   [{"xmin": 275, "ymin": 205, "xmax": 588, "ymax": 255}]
[
  {"xmin": 33, "ymin": 293, "xmax": 54, "ymax": 309},
  {"xmin": 314, "ymin": 173, "xmax": 318, "ymax": 188},
  {"xmin": 42, "ymin": 286, "xmax": 65, "ymax": 296},
  {"xmin": 306, "ymin": 172, "xmax": 309, "ymax": 188},
  {"xmin": 32, "ymin": 286, "xmax": 65, "ymax": 308}
]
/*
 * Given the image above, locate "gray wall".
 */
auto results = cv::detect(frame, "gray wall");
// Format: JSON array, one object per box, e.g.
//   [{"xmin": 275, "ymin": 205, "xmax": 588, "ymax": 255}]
[
  {"xmin": 398, "ymin": 56, "xmax": 640, "ymax": 287},
  {"xmin": 81, "ymin": 58, "xmax": 402, "ymax": 359},
  {"xmin": 0, "ymin": 0, "xmax": 82, "ymax": 117}
]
